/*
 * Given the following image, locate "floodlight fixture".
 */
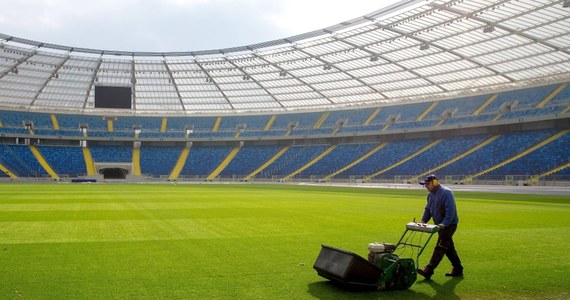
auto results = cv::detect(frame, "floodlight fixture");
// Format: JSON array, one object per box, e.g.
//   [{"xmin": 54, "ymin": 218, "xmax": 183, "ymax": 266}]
[
  {"xmin": 419, "ymin": 43, "xmax": 430, "ymax": 51},
  {"xmin": 483, "ymin": 24, "xmax": 495, "ymax": 33},
  {"xmin": 323, "ymin": 64, "xmax": 332, "ymax": 70},
  {"xmin": 563, "ymin": 0, "xmax": 570, "ymax": 8},
  {"xmin": 370, "ymin": 56, "xmax": 379, "ymax": 62}
]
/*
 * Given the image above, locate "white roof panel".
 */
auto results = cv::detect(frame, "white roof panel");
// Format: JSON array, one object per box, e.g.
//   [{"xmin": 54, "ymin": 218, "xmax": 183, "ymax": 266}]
[{"xmin": 0, "ymin": 0, "xmax": 568, "ymax": 114}]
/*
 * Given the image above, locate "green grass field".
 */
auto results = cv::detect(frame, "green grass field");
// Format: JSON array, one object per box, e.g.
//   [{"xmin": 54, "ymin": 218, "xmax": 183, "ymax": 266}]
[{"xmin": 0, "ymin": 183, "xmax": 568, "ymax": 299}]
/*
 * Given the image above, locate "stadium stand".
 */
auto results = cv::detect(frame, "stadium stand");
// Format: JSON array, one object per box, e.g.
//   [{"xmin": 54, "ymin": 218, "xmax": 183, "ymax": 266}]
[
  {"xmin": 114, "ymin": 116, "xmax": 162, "ymax": 132},
  {"xmin": 383, "ymin": 135, "xmax": 492, "ymax": 176},
  {"xmin": 89, "ymin": 145, "xmax": 133, "ymax": 163},
  {"xmin": 39, "ymin": 145, "xmax": 86, "ymax": 177},
  {"xmin": 0, "ymin": 110, "xmax": 53, "ymax": 129},
  {"xmin": 437, "ymin": 129, "xmax": 558, "ymax": 177},
  {"xmin": 297, "ymin": 143, "xmax": 380, "ymax": 178},
  {"xmin": 0, "ymin": 144, "xmax": 48, "ymax": 177},
  {"xmin": 335, "ymin": 138, "xmax": 434, "ymax": 178},
  {"xmin": 258, "ymin": 145, "xmax": 330, "ymax": 178},
  {"xmin": 179, "ymin": 146, "xmax": 233, "ymax": 178},
  {"xmin": 486, "ymin": 131, "xmax": 570, "ymax": 177},
  {"xmin": 140, "ymin": 146, "xmax": 182, "ymax": 177},
  {"xmin": 56, "ymin": 114, "xmax": 107, "ymax": 130},
  {"xmin": 219, "ymin": 145, "xmax": 283, "ymax": 178}
]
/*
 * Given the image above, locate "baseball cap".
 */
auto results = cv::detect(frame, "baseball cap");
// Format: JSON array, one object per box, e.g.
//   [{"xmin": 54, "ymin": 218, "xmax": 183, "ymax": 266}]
[{"xmin": 419, "ymin": 174, "xmax": 437, "ymax": 185}]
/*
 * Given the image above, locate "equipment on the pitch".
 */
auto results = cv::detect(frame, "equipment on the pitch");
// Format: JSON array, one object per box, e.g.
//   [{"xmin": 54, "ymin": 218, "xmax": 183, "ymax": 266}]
[{"xmin": 313, "ymin": 221, "xmax": 439, "ymax": 291}]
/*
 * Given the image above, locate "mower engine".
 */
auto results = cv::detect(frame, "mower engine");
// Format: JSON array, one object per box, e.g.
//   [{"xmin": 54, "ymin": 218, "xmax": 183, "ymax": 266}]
[{"xmin": 367, "ymin": 242, "xmax": 416, "ymax": 290}]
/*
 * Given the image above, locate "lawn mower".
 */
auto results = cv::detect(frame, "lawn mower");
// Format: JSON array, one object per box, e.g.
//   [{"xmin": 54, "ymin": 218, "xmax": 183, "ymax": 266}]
[{"xmin": 313, "ymin": 221, "xmax": 439, "ymax": 290}]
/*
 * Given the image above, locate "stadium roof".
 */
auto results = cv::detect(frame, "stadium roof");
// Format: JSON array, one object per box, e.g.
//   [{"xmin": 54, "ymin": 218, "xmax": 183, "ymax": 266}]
[{"xmin": 0, "ymin": 0, "xmax": 569, "ymax": 115}]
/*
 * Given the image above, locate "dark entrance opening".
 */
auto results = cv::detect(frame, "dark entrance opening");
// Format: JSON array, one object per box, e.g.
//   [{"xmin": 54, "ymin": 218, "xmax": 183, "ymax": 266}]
[{"xmin": 101, "ymin": 168, "xmax": 128, "ymax": 179}]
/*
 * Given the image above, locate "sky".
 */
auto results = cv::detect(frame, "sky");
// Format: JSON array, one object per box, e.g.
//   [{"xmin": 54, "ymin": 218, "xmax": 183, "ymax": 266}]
[{"xmin": 0, "ymin": 0, "xmax": 400, "ymax": 53}]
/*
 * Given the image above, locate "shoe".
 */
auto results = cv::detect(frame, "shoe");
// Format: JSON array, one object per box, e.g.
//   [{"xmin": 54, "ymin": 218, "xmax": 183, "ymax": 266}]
[
  {"xmin": 445, "ymin": 268, "xmax": 463, "ymax": 277},
  {"xmin": 417, "ymin": 267, "xmax": 433, "ymax": 280}
]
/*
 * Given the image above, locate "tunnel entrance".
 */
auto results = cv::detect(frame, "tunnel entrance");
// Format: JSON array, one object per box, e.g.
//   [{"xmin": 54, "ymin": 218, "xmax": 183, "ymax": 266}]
[
  {"xmin": 95, "ymin": 163, "xmax": 132, "ymax": 180},
  {"xmin": 101, "ymin": 168, "xmax": 128, "ymax": 179}
]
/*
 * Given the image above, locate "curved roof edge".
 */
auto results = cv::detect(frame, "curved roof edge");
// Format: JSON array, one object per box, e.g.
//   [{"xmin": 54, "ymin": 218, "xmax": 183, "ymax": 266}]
[{"xmin": 0, "ymin": 0, "xmax": 422, "ymax": 57}]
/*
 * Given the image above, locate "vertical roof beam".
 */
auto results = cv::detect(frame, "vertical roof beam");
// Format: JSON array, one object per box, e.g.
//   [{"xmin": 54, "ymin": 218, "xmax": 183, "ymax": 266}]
[
  {"xmin": 162, "ymin": 56, "xmax": 186, "ymax": 112},
  {"xmin": 83, "ymin": 55, "xmax": 103, "ymax": 110},
  {"xmin": 30, "ymin": 55, "xmax": 71, "ymax": 107},
  {"xmin": 223, "ymin": 55, "xmax": 285, "ymax": 109},
  {"xmin": 194, "ymin": 59, "xmax": 235, "ymax": 110}
]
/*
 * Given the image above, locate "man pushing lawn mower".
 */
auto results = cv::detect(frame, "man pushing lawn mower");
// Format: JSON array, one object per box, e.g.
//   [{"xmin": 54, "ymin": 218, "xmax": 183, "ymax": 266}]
[
  {"xmin": 313, "ymin": 174, "xmax": 463, "ymax": 290},
  {"xmin": 416, "ymin": 174, "xmax": 464, "ymax": 280}
]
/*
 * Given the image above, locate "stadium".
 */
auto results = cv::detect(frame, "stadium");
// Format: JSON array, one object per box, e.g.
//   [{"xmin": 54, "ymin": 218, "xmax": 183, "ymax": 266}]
[{"xmin": 0, "ymin": 0, "xmax": 569, "ymax": 299}]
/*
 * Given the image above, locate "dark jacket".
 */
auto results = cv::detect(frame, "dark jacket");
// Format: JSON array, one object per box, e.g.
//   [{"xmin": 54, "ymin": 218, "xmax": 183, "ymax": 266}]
[{"xmin": 421, "ymin": 185, "xmax": 459, "ymax": 227}]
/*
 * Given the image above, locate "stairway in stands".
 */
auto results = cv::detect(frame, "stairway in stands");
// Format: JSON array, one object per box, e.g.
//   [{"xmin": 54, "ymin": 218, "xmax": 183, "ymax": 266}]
[
  {"xmin": 132, "ymin": 147, "xmax": 141, "ymax": 176},
  {"xmin": 313, "ymin": 112, "xmax": 330, "ymax": 129},
  {"xmin": 0, "ymin": 162, "xmax": 18, "ymax": 179},
  {"xmin": 206, "ymin": 147, "xmax": 241, "ymax": 180},
  {"xmin": 473, "ymin": 93, "xmax": 499, "ymax": 116},
  {"xmin": 536, "ymin": 83, "xmax": 567, "ymax": 108},
  {"xmin": 168, "ymin": 147, "xmax": 190, "ymax": 181},
  {"xmin": 526, "ymin": 162, "xmax": 570, "ymax": 185},
  {"xmin": 364, "ymin": 140, "xmax": 442, "ymax": 182},
  {"xmin": 410, "ymin": 135, "xmax": 500, "ymax": 183},
  {"xmin": 283, "ymin": 145, "xmax": 337, "ymax": 181},
  {"xmin": 323, "ymin": 142, "xmax": 388, "ymax": 181},
  {"xmin": 29, "ymin": 145, "xmax": 59, "ymax": 180},
  {"xmin": 363, "ymin": 108, "xmax": 381, "ymax": 125},
  {"xmin": 244, "ymin": 146, "xmax": 289, "ymax": 181},
  {"xmin": 82, "ymin": 147, "xmax": 97, "ymax": 176}
]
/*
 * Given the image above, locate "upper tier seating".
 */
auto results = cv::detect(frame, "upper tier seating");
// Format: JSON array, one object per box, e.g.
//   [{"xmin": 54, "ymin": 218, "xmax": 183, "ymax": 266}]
[
  {"xmin": 114, "ymin": 116, "xmax": 162, "ymax": 132},
  {"xmin": 319, "ymin": 108, "xmax": 378, "ymax": 128},
  {"xmin": 422, "ymin": 95, "xmax": 489, "ymax": 120},
  {"xmin": 1, "ymin": 83, "xmax": 567, "ymax": 139},
  {"xmin": 0, "ymin": 110, "xmax": 52, "ymax": 128},
  {"xmin": 369, "ymin": 102, "xmax": 431, "ymax": 125},
  {"xmin": 270, "ymin": 112, "xmax": 322, "ymax": 130},
  {"xmin": 217, "ymin": 115, "xmax": 270, "ymax": 131},
  {"xmin": 546, "ymin": 84, "xmax": 570, "ymax": 106},
  {"xmin": 481, "ymin": 84, "xmax": 559, "ymax": 114},
  {"xmin": 57, "ymin": 114, "xmax": 107, "ymax": 130},
  {"xmin": 166, "ymin": 116, "xmax": 218, "ymax": 132}
]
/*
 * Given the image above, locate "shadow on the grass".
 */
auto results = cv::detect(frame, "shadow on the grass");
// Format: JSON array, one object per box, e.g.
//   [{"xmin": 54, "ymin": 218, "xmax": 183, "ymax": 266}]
[
  {"xmin": 308, "ymin": 277, "xmax": 463, "ymax": 299},
  {"xmin": 307, "ymin": 281, "xmax": 428, "ymax": 299},
  {"xmin": 414, "ymin": 276, "xmax": 464, "ymax": 299}
]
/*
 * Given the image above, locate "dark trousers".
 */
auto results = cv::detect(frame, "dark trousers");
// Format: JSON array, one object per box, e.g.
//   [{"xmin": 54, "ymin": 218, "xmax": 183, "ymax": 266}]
[{"xmin": 427, "ymin": 224, "xmax": 462, "ymax": 271}]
